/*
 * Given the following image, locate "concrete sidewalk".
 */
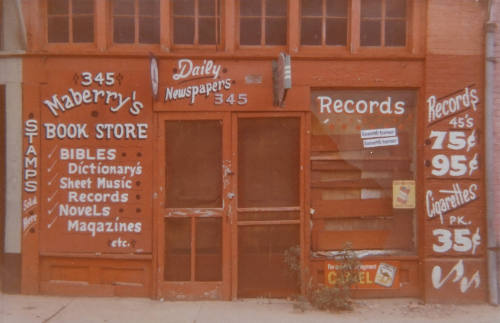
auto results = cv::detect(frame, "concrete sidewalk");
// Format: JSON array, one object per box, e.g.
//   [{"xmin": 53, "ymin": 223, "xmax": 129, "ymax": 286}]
[{"xmin": 1, "ymin": 293, "xmax": 499, "ymax": 323}]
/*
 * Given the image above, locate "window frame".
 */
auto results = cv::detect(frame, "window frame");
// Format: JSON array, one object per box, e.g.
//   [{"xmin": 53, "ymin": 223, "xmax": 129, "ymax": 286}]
[
  {"xmin": 43, "ymin": 0, "xmax": 97, "ymax": 50},
  {"xmin": 359, "ymin": 0, "xmax": 408, "ymax": 48},
  {"xmin": 236, "ymin": 0, "xmax": 288, "ymax": 51},
  {"xmin": 299, "ymin": 0, "xmax": 350, "ymax": 48},
  {"xmin": 297, "ymin": 0, "xmax": 416, "ymax": 57},
  {"xmin": 109, "ymin": 0, "xmax": 162, "ymax": 50},
  {"xmin": 170, "ymin": 0, "xmax": 222, "ymax": 50}
]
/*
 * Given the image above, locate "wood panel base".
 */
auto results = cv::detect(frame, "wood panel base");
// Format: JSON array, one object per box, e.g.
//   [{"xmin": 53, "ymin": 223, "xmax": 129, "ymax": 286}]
[{"xmin": 39, "ymin": 257, "xmax": 152, "ymax": 297}]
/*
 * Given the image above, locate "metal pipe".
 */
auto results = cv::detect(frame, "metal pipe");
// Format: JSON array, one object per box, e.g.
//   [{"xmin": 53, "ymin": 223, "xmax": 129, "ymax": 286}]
[{"xmin": 485, "ymin": 0, "xmax": 499, "ymax": 306}]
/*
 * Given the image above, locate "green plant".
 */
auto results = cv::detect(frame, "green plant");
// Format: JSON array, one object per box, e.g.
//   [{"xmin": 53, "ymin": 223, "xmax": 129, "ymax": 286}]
[
  {"xmin": 309, "ymin": 242, "xmax": 360, "ymax": 311},
  {"xmin": 283, "ymin": 242, "xmax": 360, "ymax": 312}
]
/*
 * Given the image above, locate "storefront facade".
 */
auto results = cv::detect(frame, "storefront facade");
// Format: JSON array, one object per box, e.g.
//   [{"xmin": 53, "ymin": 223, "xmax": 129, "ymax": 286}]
[{"xmin": 10, "ymin": 0, "xmax": 494, "ymax": 303}]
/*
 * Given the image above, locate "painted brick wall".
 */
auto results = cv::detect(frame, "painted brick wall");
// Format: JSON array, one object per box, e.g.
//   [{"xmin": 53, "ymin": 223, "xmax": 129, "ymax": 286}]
[{"xmin": 424, "ymin": 0, "xmax": 488, "ymax": 303}]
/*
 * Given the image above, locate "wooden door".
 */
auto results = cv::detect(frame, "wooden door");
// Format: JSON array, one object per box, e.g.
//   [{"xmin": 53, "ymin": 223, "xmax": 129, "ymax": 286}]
[
  {"xmin": 156, "ymin": 112, "xmax": 232, "ymax": 300},
  {"xmin": 156, "ymin": 112, "xmax": 306, "ymax": 299},
  {"xmin": 232, "ymin": 113, "xmax": 305, "ymax": 298}
]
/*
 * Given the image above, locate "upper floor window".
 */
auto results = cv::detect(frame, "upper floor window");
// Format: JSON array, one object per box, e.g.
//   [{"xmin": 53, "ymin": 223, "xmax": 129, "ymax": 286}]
[
  {"xmin": 173, "ymin": 0, "xmax": 220, "ymax": 45},
  {"xmin": 360, "ymin": 0, "xmax": 406, "ymax": 47},
  {"xmin": 112, "ymin": 0, "xmax": 160, "ymax": 44},
  {"xmin": 301, "ymin": 0, "xmax": 348, "ymax": 46},
  {"xmin": 239, "ymin": 0, "xmax": 287, "ymax": 46},
  {"xmin": 47, "ymin": 0, "xmax": 94, "ymax": 43}
]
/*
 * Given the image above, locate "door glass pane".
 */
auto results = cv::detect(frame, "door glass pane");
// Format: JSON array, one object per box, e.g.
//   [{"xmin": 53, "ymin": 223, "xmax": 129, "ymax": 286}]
[
  {"xmin": 164, "ymin": 218, "xmax": 191, "ymax": 281},
  {"xmin": 238, "ymin": 118, "xmax": 300, "ymax": 207},
  {"xmin": 165, "ymin": 120, "xmax": 222, "ymax": 208},
  {"xmin": 195, "ymin": 218, "xmax": 222, "ymax": 281}
]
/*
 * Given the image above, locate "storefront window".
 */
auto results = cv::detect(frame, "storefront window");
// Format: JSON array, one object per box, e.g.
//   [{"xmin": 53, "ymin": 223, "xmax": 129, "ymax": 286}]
[
  {"xmin": 47, "ymin": 0, "xmax": 94, "ymax": 43},
  {"xmin": 310, "ymin": 90, "xmax": 417, "ymax": 252},
  {"xmin": 173, "ymin": 0, "xmax": 220, "ymax": 45},
  {"xmin": 239, "ymin": 0, "xmax": 287, "ymax": 46},
  {"xmin": 360, "ymin": 0, "xmax": 406, "ymax": 47},
  {"xmin": 112, "ymin": 0, "xmax": 160, "ymax": 44},
  {"xmin": 301, "ymin": 0, "xmax": 348, "ymax": 46}
]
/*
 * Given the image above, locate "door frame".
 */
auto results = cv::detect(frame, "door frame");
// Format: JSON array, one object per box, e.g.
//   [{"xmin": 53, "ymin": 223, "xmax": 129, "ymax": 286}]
[
  {"xmin": 154, "ymin": 112, "xmax": 232, "ymax": 300},
  {"xmin": 154, "ymin": 111, "xmax": 309, "ymax": 300},
  {"xmin": 230, "ymin": 111, "xmax": 308, "ymax": 298}
]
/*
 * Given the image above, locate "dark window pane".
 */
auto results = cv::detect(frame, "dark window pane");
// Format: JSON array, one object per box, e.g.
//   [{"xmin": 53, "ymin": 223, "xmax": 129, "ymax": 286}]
[
  {"xmin": 113, "ymin": 16, "xmax": 135, "ymax": 43},
  {"xmin": 164, "ymin": 218, "xmax": 191, "ymax": 281},
  {"xmin": 73, "ymin": 16, "xmax": 94, "ymax": 42},
  {"xmin": 73, "ymin": 0, "xmax": 94, "ymax": 14},
  {"xmin": 199, "ymin": 0, "xmax": 217, "ymax": 16},
  {"xmin": 139, "ymin": 17, "xmax": 160, "ymax": 43},
  {"xmin": 238, "ymin": 118, "xmax": 300, "ymax": 207},
  {"xmin": 386, "ymin": 0, "xmax": 406, "ymax": 18},
  {"xmin": 361, "ymin": 0, "xmax": 381, "ymax": 18},
  {"xmin": 240, "ymin": 0, "xmax": 261, "ymax": 16},
  {"xmin": 240, "ymin": 18, "xmax": 261, "ymax": 45},
  {"xmin": 139, "ymin": 0, "xmax": 160, "ymax": 16},
  {"xmin": 266, "ymin": 0, "xmax": 287, "ymax": 16},
  {"xmin": 174, "ymin": 17, "xmax": 195, "ymax": 44},
  {"xmin": 199, "ymin": 18, "xmax": 217, "ymax": 44},
  {"xmin": 165, "ymin": 120, "xmax": 222, "ymax": 208},
  {"xmin": 113, "ymin": 0, "xmax": 134, "ymax": 15},
  {"xmin": 266, "ymin": 18, "xmax": 286, "ymax": 45},
  {"xmin": 326, "ymin": 18, "xmax": 347, "ymax": 45},
  {"xmin": 327, "ymin": 0, "xmax": 348, "ymax": 17},
  {"xmin": 360, "ymin": 20, "xmax": 381, "ymax": 46},
  {"xmin": 195, "ymin": 218, "xmax": 222, "ymax": 281},
  {"xmin": 48, "ymin": 0, "xmax": 68, "ymax": 15},
  {"xmin": 301, "ymin": 18, "xmax": 322, "ymax": 45},
  {"xmin": 173, "ymin": 0, "xmax": 194, "ymax": 15},
  {"xmin": 48, "ymin": 17, "xmax": 69, "ymax": 42},
  {"xmin": 302, "ymin": 0, "xmax": 322, "ymax": 16},
  {"xmin": 385, "ymin": 19, "xmax": 406, "ymax": 46}
]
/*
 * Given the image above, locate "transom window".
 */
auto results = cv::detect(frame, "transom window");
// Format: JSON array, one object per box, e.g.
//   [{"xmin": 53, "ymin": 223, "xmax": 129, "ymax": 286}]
[
  {"xmin": 47, "ymin": 0, "xmax": 94, "ymax": 43},
  {"xmin": 301, "ymin": 0, "xmax": 348, "ymax": 46},
  {"xmin": 239, "ymin": 0, "xmax": 287, "ymax": 46},
  {"xmin": 112, "ymin": 0, "xmax": 160, "ymax": 44},
  {"xmin": 173, "ymin": 0, "xmax": 221, "ymax": 45},
  {"xmin": 360, "ymin": 0, "xmax": 407, "ymax": 47}
]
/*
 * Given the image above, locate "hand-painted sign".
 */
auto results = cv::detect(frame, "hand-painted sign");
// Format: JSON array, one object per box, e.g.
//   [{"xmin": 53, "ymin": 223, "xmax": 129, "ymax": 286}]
[{"xmin": 37, "ymin": 67, "xmax": 153, "ymax": 254}]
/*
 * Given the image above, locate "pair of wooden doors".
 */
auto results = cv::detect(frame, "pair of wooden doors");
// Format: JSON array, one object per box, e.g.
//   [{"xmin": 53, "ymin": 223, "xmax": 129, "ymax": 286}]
[{"xmin": 156, "ymin": 112, "xmax": 305, "ymax": 300}]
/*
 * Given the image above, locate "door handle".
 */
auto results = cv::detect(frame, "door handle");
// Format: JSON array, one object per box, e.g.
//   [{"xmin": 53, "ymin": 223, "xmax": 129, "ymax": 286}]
[{"xmin": 227, "ymin": 192, "xmax": 235, "ymax": 199}]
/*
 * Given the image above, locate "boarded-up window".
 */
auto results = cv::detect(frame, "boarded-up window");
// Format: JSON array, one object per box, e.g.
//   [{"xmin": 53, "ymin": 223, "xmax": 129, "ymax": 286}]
[
  {"xmin": 47, "ymin": 0, "xmax": 94, "ymax": 43},
  {"xmin": 239, "ymin": 0, "xmax": 287, "ymax": 46},
  {"xmin": 310, "ymin": 90, "xmax": 417, "ymax": 252},
  {"xmin": 113, "ymin": 0, "xmax": 160, "ymax": 44},
  {"xmin": 360, "ymin": 0, "xmax": 407, "ymax": 47},
  {"xmin": 173, "ymin": 0, "xmax": 220, "ymax": 45},
  {"xmin": 301, "ymin": 0, "xmax": 348, "ymax": 46}
]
